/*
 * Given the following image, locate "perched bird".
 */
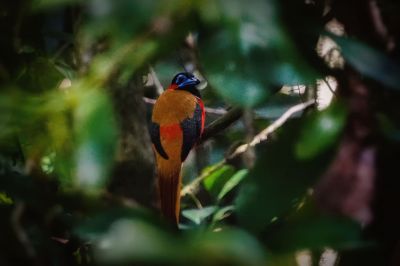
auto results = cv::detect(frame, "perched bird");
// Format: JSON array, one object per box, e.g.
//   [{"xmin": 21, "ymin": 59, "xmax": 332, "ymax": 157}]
[{"xmin": 150, "ymin": 72, "xmax": 205, "ymax": 226}]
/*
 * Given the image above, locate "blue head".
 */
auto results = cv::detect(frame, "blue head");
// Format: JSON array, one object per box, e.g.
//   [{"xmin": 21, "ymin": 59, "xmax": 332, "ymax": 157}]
[
  {"xmin": 170, "ymin": 72, "xmax": 201, "ymax": 98},
  {"xmin": 171, "ymin": 72, "xmax": 200, "ymax": 88}
]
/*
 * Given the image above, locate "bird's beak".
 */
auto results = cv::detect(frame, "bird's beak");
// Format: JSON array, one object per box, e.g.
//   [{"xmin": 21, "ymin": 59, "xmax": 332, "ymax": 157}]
[{"xmin": 178, "ymin": 76, "xmax": 200, "ymax": 88}]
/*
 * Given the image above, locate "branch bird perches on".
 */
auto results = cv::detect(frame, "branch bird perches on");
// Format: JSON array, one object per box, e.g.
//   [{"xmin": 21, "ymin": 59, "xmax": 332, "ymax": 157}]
[{"xmin": 180, "ymin": 100, "xmax": 315, "ymax": 197}]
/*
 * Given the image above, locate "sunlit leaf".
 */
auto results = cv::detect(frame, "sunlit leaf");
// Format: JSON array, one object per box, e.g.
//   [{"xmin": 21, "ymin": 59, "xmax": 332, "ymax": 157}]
[
  {"xmin": 40, "ymin": 152, "xmax": 55, "ymax": 174},
  {"xmin": 0, "ymin": 192, "xmax": 13, "ymax": 205},
  {"xmin": 203, "ymin": 165, "xmax": 235, "ymax": 197},
  {"xmin": 182, "ymin": 206, "xmax": 217, "ymax": 225},
  {"xmin": 211, "ymin": 205, "xmax": 235, "ymax": 225},
  {"xmin": 218, "ymin": 169, "xmax": 248, "ymax": 201}
]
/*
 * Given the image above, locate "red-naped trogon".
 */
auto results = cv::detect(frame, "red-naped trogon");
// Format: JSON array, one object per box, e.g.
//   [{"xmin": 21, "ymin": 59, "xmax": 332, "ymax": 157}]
[{"xmin": 150, "ymin": 72, "xmax": 205, "ymax": 226}]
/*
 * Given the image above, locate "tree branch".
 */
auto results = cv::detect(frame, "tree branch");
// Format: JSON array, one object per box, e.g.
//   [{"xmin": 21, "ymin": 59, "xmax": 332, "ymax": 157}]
[
  {"xmin": 199, "ymin": 107, "xmax": 243, "ymax": 144},
  {"xmin": 228, "ymin": 100, "xmax": 315, "ymax": 159},
  {"xmin": 181, "ymin": 100, "xmax": 315, "ymax": 197},
  {"xmin": 204, "ymin": 107, "xmax": 227, "ymax": 116}
]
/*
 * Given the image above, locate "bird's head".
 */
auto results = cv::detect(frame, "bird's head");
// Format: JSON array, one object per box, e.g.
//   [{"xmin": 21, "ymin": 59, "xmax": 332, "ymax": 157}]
[{"xmin": 170, "ymin": 72, "xmax": 201, "ymax": 97}]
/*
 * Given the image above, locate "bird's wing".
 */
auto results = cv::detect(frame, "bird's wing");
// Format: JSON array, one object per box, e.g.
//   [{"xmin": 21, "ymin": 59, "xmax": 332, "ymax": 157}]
[
  {"xmin": 149, "ymin": 121, "xmax": 169, "ymax": 160},
  {"xmin": 180, "ymin": 102, "xmax": 203, "ymax": 162}
]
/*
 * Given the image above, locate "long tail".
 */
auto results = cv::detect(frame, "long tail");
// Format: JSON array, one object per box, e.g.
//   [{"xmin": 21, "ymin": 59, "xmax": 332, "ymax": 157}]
[{"xmin": 157, "ymin": 160, "xmax": 182, "ymax": 226}]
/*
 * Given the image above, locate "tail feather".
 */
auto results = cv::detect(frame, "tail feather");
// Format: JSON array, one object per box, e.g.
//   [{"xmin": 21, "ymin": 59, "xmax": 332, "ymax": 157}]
[{"xmin": 157, "ymin": 164, "xmax": 182, "ymax": 225}]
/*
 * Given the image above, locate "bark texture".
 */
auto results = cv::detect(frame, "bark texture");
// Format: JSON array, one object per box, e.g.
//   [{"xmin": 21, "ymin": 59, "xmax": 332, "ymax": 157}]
[{"xmin": 108, "ymin": 73, "xmax": 156, "ymax": 208}]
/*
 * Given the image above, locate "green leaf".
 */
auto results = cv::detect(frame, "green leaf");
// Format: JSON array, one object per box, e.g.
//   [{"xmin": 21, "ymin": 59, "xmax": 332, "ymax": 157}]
[
  {"xmin": 200, "ymin": 0, "xmax": 319, "ymax": 107},
  {"xmin": 218, "ymin": 169, "xmax": 248, "ymax": 201},
  {"xmin": 211, "ymin": 205, "xmax": 235, "ymax": 225},
  {"xmin": 203, "ymin": 165, "xmax": 235, "ymax": 198},
  {"xmin": 182, "ymin": 206, "xmax": 217, "ymax": 225},
  {"xmin": 296, "ymin": 101, "xmax": 347, "ymax": 159},
  {"xmin": 0, "ymin": 192, "xmax": 13, "ymax": 205},
  {"xmin": 200, "ymin": 19, "xmax": 273, "ymax": 108},
  {"xmin": 235, "ymin": 120, "xmax": 334, "ymax": 232},
  {"xmin": 331, "ymin": 34, "xmax": 400, "ymax": 90}
]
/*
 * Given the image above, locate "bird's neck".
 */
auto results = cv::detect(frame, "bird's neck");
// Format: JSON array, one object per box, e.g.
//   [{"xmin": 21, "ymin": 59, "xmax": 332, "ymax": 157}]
[{"xmin": 183, "ymin": 86, "xmax": 201, "ymax": 98}]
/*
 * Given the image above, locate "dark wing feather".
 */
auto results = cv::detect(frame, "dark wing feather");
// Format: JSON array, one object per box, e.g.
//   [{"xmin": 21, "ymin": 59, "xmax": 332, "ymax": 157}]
[
  {"xmin": 149, "ymin": 122, "xmax": 169, "ymax": 160},
  {"xmin": 180, "ymin": 103, "xmax": 203, "ymax": 162}
]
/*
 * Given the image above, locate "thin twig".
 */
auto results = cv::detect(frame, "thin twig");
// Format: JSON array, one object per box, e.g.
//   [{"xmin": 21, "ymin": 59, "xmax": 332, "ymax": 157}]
[
  {"xmin": 143, "ymin": 96, "xmax": 156, "ymax": 105},
  {"xmin": 149, "ymin": 66, "xmax": 164, "ymax": 94},
  {"xmin": 322, "ymin": 77, "xmax": 337, "ymax": 96},
  {"xmin": 204, "ymin": 107, "xmax": 227, "ymax": 115},
  {"xmin": 52, "ymin": 41, "xmax": 72, "ymax": 61},
  {"xmin": 229, "ymin": 100, "xmax": 315, "ymax": 159},
  {"xmin": 188, "ymin": 192, "xmax": 203, "ymax": 209},
  {"xmin": 181, "ymin": 100, "xmax": 315, "ymax": 197}
]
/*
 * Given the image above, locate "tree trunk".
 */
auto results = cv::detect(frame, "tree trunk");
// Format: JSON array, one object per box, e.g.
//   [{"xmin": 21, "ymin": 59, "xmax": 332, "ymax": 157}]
[{"xmin": 108, "ymin": 73, "xmax": 157, "ymax": 208}]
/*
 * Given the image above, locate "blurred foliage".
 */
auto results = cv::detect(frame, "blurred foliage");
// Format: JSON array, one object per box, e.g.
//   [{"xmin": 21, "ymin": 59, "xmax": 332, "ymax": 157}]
[
  {"xmin": 235, "ymin": 120, "xmax": 335, "ymax": 232},
  {"xmin": 1, "ymin": 0, "xmax": 400, "ymax": 265},
  {"xmin": 199, "ymin": 0, "xmax": 319, "ymax": 107},
  {"xmin": 203, "ymin": 164, "xmax": 235, "ymax": 198},
  {"xmin": 296, "ymin": 101, "xmax": 347, "ymax": 159},
  {"xmin": 330, "ymin": 34, "xmax": 400, "ymax": 90}
]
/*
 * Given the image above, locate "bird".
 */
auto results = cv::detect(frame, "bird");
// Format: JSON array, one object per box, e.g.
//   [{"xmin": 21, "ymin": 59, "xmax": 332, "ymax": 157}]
[{"xmin": 150, "ymin": 72, "xmax": 205, "ymax": 226}]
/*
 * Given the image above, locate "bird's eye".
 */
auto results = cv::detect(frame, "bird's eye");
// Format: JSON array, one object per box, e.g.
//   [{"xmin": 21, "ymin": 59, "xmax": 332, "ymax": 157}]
[{"xmin": 176, "ymin": 75, "xmax": 185, "ymax": 84}]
